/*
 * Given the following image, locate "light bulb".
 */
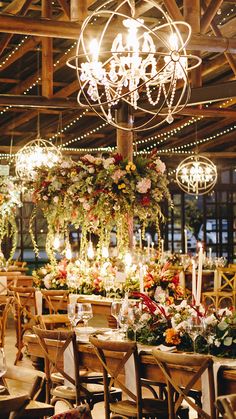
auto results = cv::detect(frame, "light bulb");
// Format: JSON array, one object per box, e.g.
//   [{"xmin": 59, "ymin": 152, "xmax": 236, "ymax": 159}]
[
  {"xmin": 65, "ymin": 246, "xmax": 72, "ymax": 260},
  {"xmin": 124, "ymin": 252, "xmax": 132, "ymax": 267},
  {"xmin": 90, "ymin": 39, "xmax": 99, "ymax": 61},
  {"xmin": 87, "ymin": 241, "xmax": 94, "ymax": 260},
  {"xmin": 53, "ymin": 236, "xmax": 60, "ymax": 250},
  {"xmin": 102, "ymin": 246, "xmax": 109, "ymax": 258}
]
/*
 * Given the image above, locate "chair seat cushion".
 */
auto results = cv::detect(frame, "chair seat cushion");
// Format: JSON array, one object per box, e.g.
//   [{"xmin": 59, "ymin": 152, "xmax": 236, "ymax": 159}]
[
  {"xmin": 52, "ymin": 383, "xmax": 120, "ymax": 400},
  {"xmin": 110, "ymin": 398, "xmax": 168, "ymax": 417}
]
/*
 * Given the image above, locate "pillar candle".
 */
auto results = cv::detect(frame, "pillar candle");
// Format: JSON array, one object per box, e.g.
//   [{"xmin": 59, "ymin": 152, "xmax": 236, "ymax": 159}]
[
  {"xmin": 191, "ymin": 259, "xmax": 197, "ymax": 303},
  {"xmin": 147, "ymin": 235, "xmax": 151, "ymax": 259},
  {"xmin": 184, "ymin": 228, "xmax": 188, "ymax": 254},
  {"xmin": 138, "ymin": 229, "xmax": 142, "ymax": 249},
  {"xmin": 161, "ymin": 239, "xmax": 164, "ymax": 256},
  {"xmin": 209, "ymin": 247, "xmax": 212, "ymax": 261},
  {"xmin": 139, "ymin": 264, "xmax": 144, "ymax": 293},
  {"xmin": 196, "ymin": 244, "xmax": 203, "ymax": 305}
]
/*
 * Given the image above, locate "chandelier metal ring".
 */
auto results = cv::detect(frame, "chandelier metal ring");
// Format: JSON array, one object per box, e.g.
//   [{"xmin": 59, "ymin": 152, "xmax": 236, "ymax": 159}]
[
  {"xmin": 15, "ymin": 138, "xmax": 62, "ymax": 181},
  {"xmin": 176, "ymin": 155, "xmax": 218, "ymax": 196},
  {"xmin": 67, "ymin": 0, "xmax": 202, "ymax": 131}
]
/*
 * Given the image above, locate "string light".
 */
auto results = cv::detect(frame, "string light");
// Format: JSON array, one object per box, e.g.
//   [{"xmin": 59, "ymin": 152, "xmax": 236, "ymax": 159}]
[{"xmin": 0, "ymin": 36, "xmax": 28, "ymax": 68}]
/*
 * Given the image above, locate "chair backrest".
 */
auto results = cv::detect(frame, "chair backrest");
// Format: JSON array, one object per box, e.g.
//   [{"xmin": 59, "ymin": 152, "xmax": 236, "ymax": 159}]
[
  {"xmin": 216, "ymin": 268, "xmax": 236, "ymax": 292},
  {"xmin": 89, "ymin": 335, "xmax": 142, "ymax": 418},
  {"xmin": 11, "ymin": 286, "xmax": 38, "ymax": 316},
  {"xmin": 37, "ymin": 313, "xmax": 71, "ymax": 330},
  {"xmin": 2, "ymin": 364, "xmax": 46, "ymax": 401},
  {"xmin": 0, "ymin": 296, "xmax": 13, "ymax": 346},
  {"xmin": 152, "ymin": 349, "xmax": 216, "ymax": 419},
  {"xmin": 0, "ymin": 393, "xmax": 30, "ymax": 418},
  {"xmin": 216, "ymin": 394, "xmax": 236, "ymax": 419},
  {"xmin": 33, "ymin": 326, "xmax": 81, "ymax": 405},
  {"xmin": 40, "ymin": 289, "xmax": 69, "ymax": 314},
  {"xmin": 15, "ymin": 275, "xmax": 33, "ymax": 287}
]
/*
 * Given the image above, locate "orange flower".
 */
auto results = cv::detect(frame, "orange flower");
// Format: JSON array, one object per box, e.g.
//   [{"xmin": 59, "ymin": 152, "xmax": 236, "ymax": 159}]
[{"xmin": 165, "ymin": 328, "xmax": 181, "ymax": 345}]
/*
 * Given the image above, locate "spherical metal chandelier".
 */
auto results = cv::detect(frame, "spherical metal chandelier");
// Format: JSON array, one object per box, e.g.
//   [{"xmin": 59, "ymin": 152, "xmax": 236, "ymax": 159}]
[
  {"xmin": 67, "ymin": 0, "xmax": 201, "ymax": 131},
  {"xmin": 15, "ymin": 138, "xmax": 62, "ymax": 181},
  {"xmin": 176, "ymin": 155, "xmax": 217, "ymax": 196}
]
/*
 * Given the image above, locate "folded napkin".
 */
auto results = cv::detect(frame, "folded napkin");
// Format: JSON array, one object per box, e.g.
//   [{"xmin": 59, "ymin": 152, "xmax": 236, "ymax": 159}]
[{"xmin": 157, "ymin": 344, "xmax": 176, "ymax": 352}]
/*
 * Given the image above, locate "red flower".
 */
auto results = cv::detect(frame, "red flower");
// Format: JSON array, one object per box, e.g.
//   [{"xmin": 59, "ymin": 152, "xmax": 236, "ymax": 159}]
[
  {"xmin": 141, "ymin": 195, "xmax": 151, "ymax": 206},
  {"xmin": 172, "ymin": 274, "xmax": 179, "ymax": 285},
  {"xmin": 113, "ymin": 153, "xmax": 123, "ymax": 164}
]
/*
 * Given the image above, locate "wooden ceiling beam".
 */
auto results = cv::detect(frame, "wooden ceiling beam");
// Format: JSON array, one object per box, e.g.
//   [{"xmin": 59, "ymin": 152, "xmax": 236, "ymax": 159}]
[
  {"xmin": 41, "ymin": 0, "xmax": 53, "ymax": 98},
  {"xmin": 202, "ymin": 0, "xmax": 236, "ymax": 77},
  {"xmin": 0, "ymin": 14, "xmax": 236, "ymax": 53},
  {"xmin": 0, "ymin": 36, "xmax": 40, "ymax": 73},
  {"xmin": 57, "ymin": 0, "xmax": 70, "ymax": 19},
  {"xmin": 163, "ymin": 0, "xmax": 184, "ymax": 20},
  {"xmin": 0, "ymin": 0, "xmax": 33, "ymax": 56},
  {"xmin": 200, "ymin": 0, "xmax": 223, "ymax": 33},
  {"xmin": 179, "ymin": 107, "xmax": 236, "ymax": 118}
]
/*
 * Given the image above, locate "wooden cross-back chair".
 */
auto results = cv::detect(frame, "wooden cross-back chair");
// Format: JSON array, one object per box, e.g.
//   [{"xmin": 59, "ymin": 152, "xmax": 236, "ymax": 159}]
[
  {"xmin": 0, "ymin": 393, "xmax": 30, "ymax": 418},
  {"xmin": 152, "ymin": 349, "xmax": 216, "ymax": 419},
  {"xmin": 10, "ymin": 286, "xmax": 38, "ymax": 364},
  {"xmin": 37, "ymin": 313, "xmax": 71, "ymax": 330},
  {"xmin": 0, "ymin": 296, "xmax": 13, "ymax": 347},
  {"xmin": 89, "ymin": 335, "xmax": 169, "ymax": 419},
  {"xmin": 216, "ymin": 394, "xmax": 236, "ymax": 419},
  {"xmin": 202, "ymin": 267, "xmax": 236, "ymax": 309},
  {"xmin": 40, "ymin": 289, "xmax": 70, "ymax": 314},
  {"xmin": 33, "ymin": 326, "xmax": 121, "ymax": 411}
]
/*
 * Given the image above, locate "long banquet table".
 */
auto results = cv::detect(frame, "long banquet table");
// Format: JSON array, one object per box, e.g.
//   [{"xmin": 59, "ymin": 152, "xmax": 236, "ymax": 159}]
[{"xmin": 24, "ymin": 333, "xmax": 236, "ymax": 396}]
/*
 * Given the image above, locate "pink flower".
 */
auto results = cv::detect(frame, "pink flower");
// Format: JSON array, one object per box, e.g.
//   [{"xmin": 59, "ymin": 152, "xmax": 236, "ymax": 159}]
[
  {"xmin": 136, "ymin": 178, "xmax": 151, "ymax": 194},
  {"xmin": 103, "ymin": 157, "xmax": 115, "ymax": 169},
  {"xmin": 84, "ymin": 154, "xmax": 96, "ymax": 163},
  {"xmin": 155, "ymin": 158, "xmax": 166, "ymax": 173},
  {"xmin": 111, "ymin": 169, "xmax": 126, "ymax": 183}
]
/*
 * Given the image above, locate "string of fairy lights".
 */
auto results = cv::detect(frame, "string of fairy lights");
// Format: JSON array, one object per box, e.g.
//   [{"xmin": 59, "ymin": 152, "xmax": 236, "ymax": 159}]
[{"xmin": 0, "ymin": 4, "xmax": 235, "ymax": 161}]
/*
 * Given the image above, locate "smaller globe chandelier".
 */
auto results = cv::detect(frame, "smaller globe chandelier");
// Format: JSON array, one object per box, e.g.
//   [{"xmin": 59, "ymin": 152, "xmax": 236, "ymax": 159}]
[
  {"xmin": 15, "ymin": 138, "xmax": 61, "ymax": 180},
  {"xmin": 67, "ymin": 0, "xmax": 201, "ymax": 132},
  {"xmin": 176, "ymin": 155, "xmax": 217, "ymax": 196}
]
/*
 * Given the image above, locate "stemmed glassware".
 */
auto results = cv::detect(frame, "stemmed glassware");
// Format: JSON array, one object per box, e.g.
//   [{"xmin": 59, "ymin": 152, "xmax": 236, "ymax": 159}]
[
  {"xmin": 0, "ymin": 348, "xmax": 6, "ymax": 378},
  {"xmin": 111, "ymin": 301, "xmax": 122, "ymax": 331},
  {"xmin": 126, "ymin": 303, "xmax": 143, "ymax": 341},
  {"xmin": 67, "ymin": 303, "xmax": 80, "ymax": 329},
  {"xmin": 186, "ymin": 318, "xmax": 204, "ymax": 352},
  {"xmin": 77, "ymin": 303, "xmax": 93, "ymax": 329}
]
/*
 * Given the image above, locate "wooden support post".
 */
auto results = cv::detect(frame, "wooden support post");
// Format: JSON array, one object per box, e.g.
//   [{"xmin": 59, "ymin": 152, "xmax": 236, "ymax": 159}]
[
  {"xmin": 184, "ymin": 0, "xmax": 202, "ymax": 88},
  {"xmin": 117, "ymin": 103, "xmax": 134, "ymax": 249},
  {"xmin": 42, "ymin": 0, "xmax": 53, "ymax": 98}
]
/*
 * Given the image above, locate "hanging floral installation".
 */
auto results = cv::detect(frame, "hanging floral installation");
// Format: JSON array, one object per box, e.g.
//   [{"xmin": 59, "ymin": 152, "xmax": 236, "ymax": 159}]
[
  {"xmin": 0, "ymin": 177, "xmax": 22, "ymax": 260},
  {"xmin": 27, "ymin": 151, "xmax": 171, "ymax": 262}
]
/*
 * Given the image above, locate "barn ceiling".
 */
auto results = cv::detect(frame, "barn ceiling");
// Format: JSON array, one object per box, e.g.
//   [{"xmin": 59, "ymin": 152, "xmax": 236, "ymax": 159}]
[{"xmin": 0, "ymin": 0, "xmax": 236, "ymax": 169}]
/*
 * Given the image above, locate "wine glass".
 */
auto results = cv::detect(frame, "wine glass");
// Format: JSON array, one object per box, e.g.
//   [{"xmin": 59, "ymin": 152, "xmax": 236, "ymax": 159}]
[
  {"xmin": 127, "ymin": 304, "xmax": 143, "ymax": 341},
  {"xmin": 111, "ymin": 301, "xmax": 122, "ymax": 331},
  {"xmin": 186, "ymin": 320, "xmax": 203, "ymax": 352},
  {"xmin": 67, "ymin": 303, "xmax": 78, "ymax": 329},
  {"xmin": 0, "ymin": 348, "xmax": 6, "ymax": 378},
  {"xmin": 77, "ymin": 303, "xmax": 93, "ymax": 329}
]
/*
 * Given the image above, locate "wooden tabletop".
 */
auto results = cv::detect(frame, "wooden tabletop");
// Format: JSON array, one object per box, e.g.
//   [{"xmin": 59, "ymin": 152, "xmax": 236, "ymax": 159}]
[{"xmin": 24, "ymin": 333, "xmax": 236, "ymax": 396}]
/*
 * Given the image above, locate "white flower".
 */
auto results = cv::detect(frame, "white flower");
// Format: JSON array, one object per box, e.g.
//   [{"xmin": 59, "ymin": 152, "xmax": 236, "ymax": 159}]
[
  {"xmin": 84, "ymin": 154, "xmax": 96, "ymax": 164},
  {"xmin": 53, "ymin": 196, "xmax": 59, "ymax": 203},
  {"xmin": 88, "ymin": 167, "xmax": 95, "ymax": 174},
  {"xmin": 103, "ymin": 157, "xmax": 115, "ymax": 169},
  {"xmin": 136, "ymin": 178, "xmax": 151, "ymax": 194},
  {"xmin": 204, "ymin": 314, "xmax": 218, "ymax": 326},
  {"xmin": 214, "ymin": 339, "xmax": 221, "ymax": 348},
  {"xmin": 87, "ymin": 187, "xmax": 92, "ymax": 194},
  {"xmin": 83, "ymin": 202, "xmax": 90, "ymax": 211},
  {"xmin": 43, "ymin": 195, "xmax": 48, "ymax": 201}
]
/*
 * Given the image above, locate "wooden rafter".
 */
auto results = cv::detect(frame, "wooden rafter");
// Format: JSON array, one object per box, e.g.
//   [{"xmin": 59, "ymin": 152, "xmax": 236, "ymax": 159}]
[
  {"xmin": 200, "ymin": 0, "xmax": 223, "ymax": 33},
  {"xmin": 163, "ymin": 0, "xmax": 184, "ymax": 20},
  {"xmin": 57, "ymin": 0, "xmax": 70, "ymax": 19}
]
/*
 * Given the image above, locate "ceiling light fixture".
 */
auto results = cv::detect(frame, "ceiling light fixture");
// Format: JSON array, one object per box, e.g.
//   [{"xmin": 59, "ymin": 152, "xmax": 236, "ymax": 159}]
[
  {"xmin": 67, "ymin": 0, "xmax": 201, "ymax": 131},
  {"xmin": 176, "ymin": 155, "xmax": 217, "ymax": 196}
]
